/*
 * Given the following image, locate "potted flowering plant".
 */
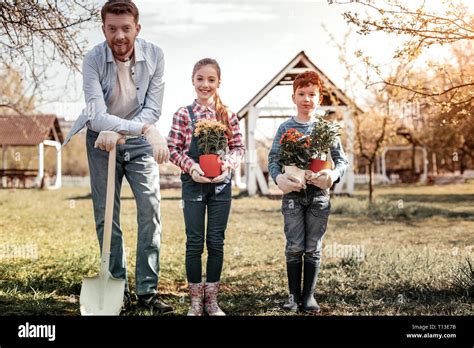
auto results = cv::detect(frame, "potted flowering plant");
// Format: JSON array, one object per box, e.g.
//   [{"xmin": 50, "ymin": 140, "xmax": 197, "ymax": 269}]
[
  {"xmin": 194, "ymin": 119, "xmax": 228, "ymax": 177},
  {"xmin": 309, "ymin": 116, "xmax": 342, "ymax": 173},
  {"xmin": 278, "ymin": 128, "xmax": 312, "ymax": 186}
]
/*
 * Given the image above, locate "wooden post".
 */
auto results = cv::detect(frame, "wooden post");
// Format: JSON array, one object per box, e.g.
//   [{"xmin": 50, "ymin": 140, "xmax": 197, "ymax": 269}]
[
  {"xmin": 35, "ymin": 143, "xmax": 44, "ymax": 187},
  {"xmin": 245, "ymin": 113, "xmax": 254, "ymax": 195},
  {"xmin": 44, "ymin": 140, "xmax": 62, "ymax": 189},
  {"xmin": 1, "ymin": 145, "xmax": 7, "ymax": 187},
  {"xmin": 419, "ymin": 147, "xmax": 428, "ymax": 184},
  {"xmin": 381, "ymin": 148, "xmax": 388, "ymax": 183},
  {"xmin": 432, "ymin": 152, "xmax": 438, "ymax": 175},
  {"xmin": 343, "ymin": 109, "xmax": 355, "ymax": 195},
  {"xmin": 247, "ymin": 107, "xmax": 257, "ymax": 195},
  {"xmin": 245, "ymin": 107, "xmax": 269, "ymax": 196}
]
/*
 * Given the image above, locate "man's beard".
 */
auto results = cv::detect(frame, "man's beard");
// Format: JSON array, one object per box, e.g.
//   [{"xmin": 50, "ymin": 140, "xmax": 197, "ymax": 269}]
[{"xmin": 111, "ymin": 40, "xmax": 132, "ymax": 57}]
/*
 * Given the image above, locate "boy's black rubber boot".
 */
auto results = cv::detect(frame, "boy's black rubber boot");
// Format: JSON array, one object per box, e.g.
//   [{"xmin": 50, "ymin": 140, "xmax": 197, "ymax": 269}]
[
  {"xmin": 283, "ymin": 262, "xmax": 302, "ymax": 312},
  {"xmin": 301, "ymin": 261, "xmax": 321, "ymax": 313}
]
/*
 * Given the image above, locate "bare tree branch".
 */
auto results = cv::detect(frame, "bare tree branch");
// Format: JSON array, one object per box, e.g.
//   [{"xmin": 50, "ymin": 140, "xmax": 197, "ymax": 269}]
[
  {"xmin": 333, "ymin": 0, "xmax": 474, "ymax": 107},
  {"xmin": 0, "ymin": 0, "xmax": 99, "ymax": 113}
]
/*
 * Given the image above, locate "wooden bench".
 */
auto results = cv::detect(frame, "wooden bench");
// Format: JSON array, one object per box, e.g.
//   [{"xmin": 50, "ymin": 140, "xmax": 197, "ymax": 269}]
[{"xmin": 0, "ymin": 169, "xmax": 38, "ymax": 188}]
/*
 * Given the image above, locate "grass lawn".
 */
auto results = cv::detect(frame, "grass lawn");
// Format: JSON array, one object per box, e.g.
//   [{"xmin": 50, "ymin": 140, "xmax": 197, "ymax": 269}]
[{"xmin": 0, "ymin": 181, "xmax": 472, "ymax": 316}]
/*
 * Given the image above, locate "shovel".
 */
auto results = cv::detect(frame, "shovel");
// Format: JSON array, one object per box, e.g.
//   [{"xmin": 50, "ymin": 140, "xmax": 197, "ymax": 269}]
[{"xmin": 80, "ymin": 145, "xmax": 125, "ymax": 315}]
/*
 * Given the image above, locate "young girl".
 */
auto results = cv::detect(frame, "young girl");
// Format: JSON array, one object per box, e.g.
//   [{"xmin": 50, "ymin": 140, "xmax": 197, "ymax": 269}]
[
  {"xmin": 268, "ymin": 71, "xmax": 348, "ymax": 312},
  {"xmin": 167, "ymin": 58, "xmax": 245, "ymax": 316}
]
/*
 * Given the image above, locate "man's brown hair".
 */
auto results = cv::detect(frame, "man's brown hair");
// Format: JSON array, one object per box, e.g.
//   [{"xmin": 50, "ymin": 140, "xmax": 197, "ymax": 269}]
[{"xmin": 101, "ymin": 0, "xmax": 139, "ymax": 23}]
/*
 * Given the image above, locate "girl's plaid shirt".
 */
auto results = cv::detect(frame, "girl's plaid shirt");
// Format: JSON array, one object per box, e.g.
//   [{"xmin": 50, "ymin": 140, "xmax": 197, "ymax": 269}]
[{"xmin": 167, "ymin": 100, "xmax": 245, "ymax": 174}]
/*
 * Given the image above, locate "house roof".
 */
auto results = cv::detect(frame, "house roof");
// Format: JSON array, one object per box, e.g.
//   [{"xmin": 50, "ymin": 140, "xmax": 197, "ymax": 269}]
[
  {"xmin": 237, "ymin": 51, "xmax": 363, "ymax": 119},
  {"xmin": 0, "ymin": 115, "xmax": 64, "ymax": 146}
]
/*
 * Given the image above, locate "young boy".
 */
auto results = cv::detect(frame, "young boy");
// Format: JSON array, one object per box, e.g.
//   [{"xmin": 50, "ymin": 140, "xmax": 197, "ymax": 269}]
[{"xmin": 268, "ymin": 71, "xmax": 348, "ymax": 312}]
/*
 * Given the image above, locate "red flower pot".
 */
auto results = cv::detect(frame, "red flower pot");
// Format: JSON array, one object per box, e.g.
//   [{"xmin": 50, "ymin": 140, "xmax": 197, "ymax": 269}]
[
  {"xmin": 309, "ymin": 158, "xmax": 331, "ymax": 173},
  {"xmin": 199, "ymin": 154, "xmax": 222, "ymax": 178}
]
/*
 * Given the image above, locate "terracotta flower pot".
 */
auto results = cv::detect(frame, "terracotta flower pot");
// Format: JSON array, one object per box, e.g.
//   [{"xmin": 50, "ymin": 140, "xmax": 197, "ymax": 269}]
[
  {"xmin": 199, "ymin": 154, "xmax": 222, "ymax": 178},
  {"xmin": 284, "ymin": 165, "xmax": 306, "ymax": 189},
  {"xmin": 309, "ymin": 158, "xmax": 332, "ymax": 173}
]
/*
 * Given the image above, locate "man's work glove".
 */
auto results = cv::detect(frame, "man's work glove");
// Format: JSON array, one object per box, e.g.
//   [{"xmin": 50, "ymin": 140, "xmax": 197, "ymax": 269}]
[
  {"xmin": 94, "ymin": 131, "xmax": 125, "ymax": 152},
  {"xmin": 143, "ymin": 125, "xmax": 170, "ymax": 164}
]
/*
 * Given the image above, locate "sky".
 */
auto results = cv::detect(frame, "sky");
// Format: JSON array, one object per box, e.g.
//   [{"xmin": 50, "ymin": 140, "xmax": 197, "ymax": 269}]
[{"xmin": 37, "ymin": 0, "xmax": 469, "ymax": 136}]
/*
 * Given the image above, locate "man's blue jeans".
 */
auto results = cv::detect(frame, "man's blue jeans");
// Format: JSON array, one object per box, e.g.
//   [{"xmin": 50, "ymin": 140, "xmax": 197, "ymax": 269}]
[
  {"xmin": 281, "ymin": 188, "xmax": 331, "ymax": 265},
  {"xmin": 86, "ymin": 129, "xmax": 161, "ymax": 296}
]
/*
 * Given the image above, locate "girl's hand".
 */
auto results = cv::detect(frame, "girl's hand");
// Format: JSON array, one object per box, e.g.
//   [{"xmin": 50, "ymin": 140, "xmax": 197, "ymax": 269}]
[
  {"xmin": 220, "ymin": 160, "xmax": 232, "ymax": 172},
  {"xmin": 211, "ymin": 168, "xmax": 230, "ymax": 183},
  {"xmin": 190, "ymin": 163, "xmax": 212, "ymax": 183}
]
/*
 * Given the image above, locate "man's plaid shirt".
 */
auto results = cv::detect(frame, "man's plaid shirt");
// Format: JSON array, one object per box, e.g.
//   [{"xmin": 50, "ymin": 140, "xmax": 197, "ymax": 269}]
[{"xmin": 167, "ymin": 100, "xmax": 245, "ymax": 174}]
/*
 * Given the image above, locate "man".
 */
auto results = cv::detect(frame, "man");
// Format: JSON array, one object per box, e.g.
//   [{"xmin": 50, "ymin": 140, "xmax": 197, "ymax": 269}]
[{"xmin": 63, "ymin": 0, "xmax": 172, "ymax": 313}]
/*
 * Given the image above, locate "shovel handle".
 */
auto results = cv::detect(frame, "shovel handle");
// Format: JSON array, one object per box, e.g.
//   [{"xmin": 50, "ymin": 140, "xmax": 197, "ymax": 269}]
[{"xmin": 100, "ymin": 146, "xmax": 116, "ymax": 274}]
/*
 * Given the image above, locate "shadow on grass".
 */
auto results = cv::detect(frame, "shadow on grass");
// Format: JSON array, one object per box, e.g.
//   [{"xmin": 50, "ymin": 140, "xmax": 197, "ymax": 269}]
[
  {"xmin": 0, "ymin": 281, "xmax": 468, "ymax": 316},
  {"xmin": 0, "ymin": 265, "xmax": 183, "ymax": 316},
  {"xmin": 221, "ymin": 266, "xmax": 471, "ymax": 315},
  {"xmin": 1, "ymin": 261, "xmax": 470, "ymax": 315},
  {"xmin": 380, "ymin": 193, "xmax": 474, "ymax": 205},
  {"xmin": 371, "ymin": 205, "xmax": 474, "ymax": 220},
  {"xmin": 221, "ymin": 282, "xmax": 469, "ymax": 316},
  {"xmin": 350, "ymin": 281, "xmax": 468, "ymax": 315},
  {"xmin": 331, "ymin": 198, "xmax": 474, "ymax": 221},
  {"xmin": 0, "ymin": 292, "xmax": 184, "ymax": 316},
  {"xmin": 0, "ymin": 262, "xmax": 83, "ymax": 310},
  {"xmin": 0, "ymin": 295, "xmax": 79, "ymax": 316}
]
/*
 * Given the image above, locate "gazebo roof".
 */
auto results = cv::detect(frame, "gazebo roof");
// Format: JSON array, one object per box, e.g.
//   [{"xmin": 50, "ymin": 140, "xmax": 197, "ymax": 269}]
[
  {"xmin": 237, "ymin": 50, "xmax": 363, "ymax": 119},
  {"xmin": 0, "ymin": 115, "xmax": 64, "ymax": 146}
]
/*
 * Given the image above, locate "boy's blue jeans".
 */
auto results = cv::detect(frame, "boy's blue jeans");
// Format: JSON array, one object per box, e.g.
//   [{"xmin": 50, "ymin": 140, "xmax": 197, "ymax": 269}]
[
  {"xmin": 86, "ymin": 129, "xmax": 162, "ymax": 296},
  {"xmin": 281, "ymin": 187, "xmax": 331, "ymax": 265}
]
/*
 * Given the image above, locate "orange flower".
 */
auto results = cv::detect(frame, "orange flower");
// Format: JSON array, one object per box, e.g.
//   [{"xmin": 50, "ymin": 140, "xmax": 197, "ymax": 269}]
[
  {"xmin": 280, "ymin": 128, "xmax": 306, "ymax": 145},
  {"xmin": 194, "ymin": 119, "xmax": 227, "ymax": 137}
]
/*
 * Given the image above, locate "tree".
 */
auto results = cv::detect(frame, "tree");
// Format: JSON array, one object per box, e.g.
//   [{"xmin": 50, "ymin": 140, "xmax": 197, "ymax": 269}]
[
  {"xmin": 0, "ymin": 65, "xmax": 35, "ymax": 114},
  {"xmin": 356, "ymin": 110, "xmax": 396, "ymax": 203},
  {"xmin": 389, "ymin": 39, "xmax": 474, "ymax": 174},
  {"xmin": 333, "ymin": 0, "xmax": 474, "ymax": 116},
  {"xmin": 0, "ymin": 0, "xmax": 99, "ymax": 113},
  {"xmin": 324, "ymin": 26, "xmax": 397, "ymax": 203}
]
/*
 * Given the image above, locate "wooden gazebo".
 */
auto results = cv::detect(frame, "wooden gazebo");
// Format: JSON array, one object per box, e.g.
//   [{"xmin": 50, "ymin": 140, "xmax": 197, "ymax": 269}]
[{"xmin": 0, "ymin": 115, "xmax": 63, "ymax": 189}]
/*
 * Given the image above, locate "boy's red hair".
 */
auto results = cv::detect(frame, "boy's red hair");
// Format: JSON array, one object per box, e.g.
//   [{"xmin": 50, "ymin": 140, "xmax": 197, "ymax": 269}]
[{"xmin": 293, "ymin": 71, "xmax": 323, "ymax": 103}]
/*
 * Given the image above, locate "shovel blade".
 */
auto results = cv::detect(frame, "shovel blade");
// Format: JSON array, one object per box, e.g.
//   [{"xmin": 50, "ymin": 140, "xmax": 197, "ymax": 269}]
[{"xmin": 80, "ymin": 273, "xmax": 125, "ymax": 315}]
